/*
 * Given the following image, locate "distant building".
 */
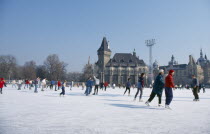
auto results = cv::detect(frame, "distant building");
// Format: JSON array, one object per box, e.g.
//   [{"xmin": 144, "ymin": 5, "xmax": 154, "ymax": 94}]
[
  {"xmin": 96, "ymin": 37, "xmax": 148, "ymax": 85},
  {"xmin": 154, "ymin": 49, "xmax": 210, "ymax": 86}
]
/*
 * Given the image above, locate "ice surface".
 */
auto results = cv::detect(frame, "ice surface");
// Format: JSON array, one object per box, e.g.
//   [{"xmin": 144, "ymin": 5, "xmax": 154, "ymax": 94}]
[{"xmin": 0, "ymin": 86, "xmax": 210, "ymax": 134}]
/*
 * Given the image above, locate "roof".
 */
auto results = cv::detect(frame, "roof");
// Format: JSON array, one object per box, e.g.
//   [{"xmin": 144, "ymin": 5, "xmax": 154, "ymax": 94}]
[
  {"xmin": 106, "ymin": 53, "xmax": 146, "ymax": 67},
  {"xmin": 97, "ymin": 37, "xmax": 111, "ymax": 52},
  {"xmin": 159, "ymin": 64, "xmax": 188, "ymax": 70}
]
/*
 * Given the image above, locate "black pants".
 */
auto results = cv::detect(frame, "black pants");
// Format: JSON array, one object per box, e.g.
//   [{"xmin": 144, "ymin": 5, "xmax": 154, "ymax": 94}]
[
  {"xmin": 134, "ymin": 88, "xmax": 143, "ymax": 100},
  {"xmin": 148, "ymin": 92, "xmax": 162, "ymax": 104},
  {"xmin": 60, "ymin": 87, "xmax": 65, "ymax": 95},
  {"xmin": 0, "ymin": 88, "xmax": 2, "ymax": 94},
  {"xmin": 203, "ymin": 88, "xmax": 205, "ymax": 93},
  {"xmin": 193, "ymin": 87, "xmax": 199, "ymax": 99},
  {"xmin": 50, "ymin": 84, "xmax": 53, "ymax": 89},
  {"xmin": 124, "ymin": 87, "xmax": 130, "ymax": 95},
  {"xmin": 94, "ymin": 85, "xmax": 99, "ymax": 95},
  {"xmin": 104, "ymin": 86, "xmax": 107, "ymax": 91}
]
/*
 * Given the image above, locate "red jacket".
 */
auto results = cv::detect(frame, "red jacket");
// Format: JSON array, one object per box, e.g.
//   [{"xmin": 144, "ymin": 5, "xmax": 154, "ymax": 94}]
[
  {"xmin": 58, "ymin": 81, "xmax": 61, "ymax": 87},
  {"xmin": 104, "ymin": 82, "xmax": 108, "ymax": 87},
  {"xmin": 165, "ymin": 73, "xmax": 175, "ymax": 88},
  {"xmin": 0, "ymin": 80, "xmax": 4, "ymax": 88},
  {"xmin": 26, "ymin": 80, "xmax": 30, "ymax": 84}
]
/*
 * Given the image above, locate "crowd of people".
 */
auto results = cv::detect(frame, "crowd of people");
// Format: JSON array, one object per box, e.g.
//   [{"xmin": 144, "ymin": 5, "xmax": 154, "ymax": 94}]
[{"xmin": 0, "ymin": 69, "xmax": 207, "ymax": 110}]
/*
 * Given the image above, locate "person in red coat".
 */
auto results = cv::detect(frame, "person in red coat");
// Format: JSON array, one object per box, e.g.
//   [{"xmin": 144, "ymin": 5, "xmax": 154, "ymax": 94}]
[
  {"xmin": 0, "ymin": 78, "xmax": 5, "ymax": 94},
  {"xmin": 57, "ymin": 80, "xmax": 61, "ymax": 90},
  {"xmin": 104, "ymin": 82, "xmax": 108, "ymax": 91},
  {"xmin": 165, "ymin": 70, "xmax": 175, "ymax": 109}
]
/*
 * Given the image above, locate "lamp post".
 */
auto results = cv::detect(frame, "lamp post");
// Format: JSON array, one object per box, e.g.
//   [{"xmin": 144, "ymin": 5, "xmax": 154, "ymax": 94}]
[{"xmin": 145, "ymin": 39, "xmax": 155, "ymax": 85}]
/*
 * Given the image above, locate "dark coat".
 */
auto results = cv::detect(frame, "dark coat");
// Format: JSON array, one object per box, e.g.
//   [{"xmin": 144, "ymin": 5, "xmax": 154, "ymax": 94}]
[{"xmin": 152, "ymin": 74, "xmax": 165, "ymax": 95}]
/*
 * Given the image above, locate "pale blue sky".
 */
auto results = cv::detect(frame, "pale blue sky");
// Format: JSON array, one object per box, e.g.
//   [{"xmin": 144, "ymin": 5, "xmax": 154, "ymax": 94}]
[{"xmin": 0, "ymin": 0, "xmax": 210, "ymax": 71}]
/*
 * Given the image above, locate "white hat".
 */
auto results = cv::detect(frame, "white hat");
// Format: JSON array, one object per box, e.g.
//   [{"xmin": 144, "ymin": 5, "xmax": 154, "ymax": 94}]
[{"xmin": 159, "ymin": 69, "xmax": 164, "ymax": 73}]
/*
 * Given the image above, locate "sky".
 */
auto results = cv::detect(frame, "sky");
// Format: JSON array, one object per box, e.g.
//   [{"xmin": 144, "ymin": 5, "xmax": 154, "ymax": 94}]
[{"xmin": 0, "ymin": 0, "xmax": 210, "ymax": 72}]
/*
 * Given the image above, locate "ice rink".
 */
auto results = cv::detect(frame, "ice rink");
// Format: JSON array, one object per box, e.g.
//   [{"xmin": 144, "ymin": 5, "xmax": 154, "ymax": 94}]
[{"xmin": 0, "ymin": 86, "xmax": 210, "ymax": 134}]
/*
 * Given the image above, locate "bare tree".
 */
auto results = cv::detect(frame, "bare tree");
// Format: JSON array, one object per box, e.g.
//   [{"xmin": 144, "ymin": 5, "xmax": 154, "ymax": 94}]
[
  {"xmin": 66, "ymin": 72, "xmax": 82, "ymax": 82},
  {"xmin": 22, "ymin": 61, "xmax": 37, "ymax": 80},
  {"xmin": 44, "ymin": 54, "xmax": 68, "ymax": 80},
  {"xmin": 0, "ymin": 55, "xmax": 17, "ymax": 80},
  {"xmin": 36, "ymin": 65, "xmax": 48, "ymax": 79},
  {"xmin": 80, "ymin": 63, "xmax": 93, "ymax": 82}
]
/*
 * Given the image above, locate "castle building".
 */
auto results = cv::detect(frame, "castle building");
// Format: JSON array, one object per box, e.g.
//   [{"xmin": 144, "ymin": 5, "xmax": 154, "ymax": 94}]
[
  {"xmin": 96, "ymin": 37, "xmax": 148, "ymax": 85},
  {"xmin": 154, "ymin": 49, "xmax": 210, "ymax": 86}
]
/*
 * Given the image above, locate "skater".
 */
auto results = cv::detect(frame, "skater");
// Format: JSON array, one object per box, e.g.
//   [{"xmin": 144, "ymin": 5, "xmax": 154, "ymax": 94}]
[
  {"xmin": 50, "ymin": 80, "xmax": 54, "ymax": 90},
  {"xmin": 93, "ymin": 76, "xmax": 100, "ymax": 95},
  {"xmin": 104, "ymin": 82, "xmax": 108, "ymax": 91},
  {"xmin": 29, "ymin": 80, "xmax": 33, "ymax": 90},
  {"xmin": 17, "ymin": 79, "xmax": 22, "ymax": 90},
  {"xmin": 113, "ymin": 83, "xmax": 116, "ymax": 89},
  {"xmin": 0, "ymin": 78, "xmax": 5, "ymax": 94},
  {"xmin": 85, "ymin": 77, "xmax": 93, "ymax": 96},
  {"xmin": 202, "ymin": 84, "xmax": 206, "ymax": 93},
  {"xmin": 100, "ymin": 82, "xmax": 104, "ymax": 90},
  {"xmin": 82, "ymin": 82, "xmax": 85, "ymax": 90},
  {"xmin": 124, "ymin": 78, "xmax": 131, "ymax": 96},
  {"xmin": 58, "ymin": 80, "xmax": 61, "ymax": 90},
  {"xmin": 165, "ymin": 70, "xmax": 175, "ymax": 110},
  {"xmin": 38, "ymin": 78, "xmax": 41, "ymax": 88},
  {"xmin": 191, "ymin": 75, "xmax": 199, "ymax": 101},
  {"xmin": 34, "ymin": 77, "xmax": 39, "ymax": 93},
  {"xmin": 24, "ymin": 79, "xmax": 29, "ymax": 89},
  {"xmin": 41, "ymin": 78, "xmax": 47, "ymax": 91},
  {"xmin": 12, "ymin": 80, "xmax": 16, "ymax": 88},
  {"xmin": 145, "ymin": 70, "xmax": 164, "ymax": 106},
  {"xmin": 134, "ymin": 73, "xmax": 145, "ymax": 101},
  {"xmin": 70, "ymin": 81, "xmax": 74, "ymax": 90},
  {"xmin": 54, "ymin": 81, "xmax": 58, "ymax": 91},
  {"xmin": 60, "ymin": 80, "xmax": 67, "ymax": 96}
]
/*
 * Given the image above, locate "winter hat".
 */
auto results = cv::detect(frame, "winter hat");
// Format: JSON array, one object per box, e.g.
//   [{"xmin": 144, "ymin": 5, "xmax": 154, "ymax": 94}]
[
  {"xmin": 169, "ymin": 70, "xmax": 175, "ymax": 74},
  {"xmin": 159, "ymin": 69, "xmax": 164, "ymax": 73}
]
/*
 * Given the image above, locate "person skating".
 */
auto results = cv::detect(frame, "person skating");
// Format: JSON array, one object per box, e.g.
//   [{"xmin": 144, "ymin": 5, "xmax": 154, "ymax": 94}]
[
  {"xmin": 50, "ymin": 80, "xmax": 54, "ymax": 90},
  {"xmin": 70, "ymin": 81, "xmax": 74, "ymax": 90},
  {"xmin": 58, "ymin": 80, "xmax": 61, "ymax": 90},
  {"xmin": 93, "ymin": 76, "xmax": 100, "ymax": 95},
  {"xmin": 202, "ymin": 84, "xmax": 206, "ymax": 93},
  {"xmin": 17, "ymin": 79, "xmax": 22, "ymax": 90},
  {"xmin": 34, "ymin": 77, "xmax": 39, "ymax": 93},
  {"xmin": 54, "ymin": 81, "xmax": 58, "ymax": 91},
  {"xmin": 12, "ymin": 80, "xmax": 16, "ymax": 88},
  {"xmin": 85, "ymin": 77, "xmax": 93, "ymax": 96},
  {"xmin": 0, "ymin": 78, "xmax": 5, "ymax": 94},
  {"xmin": 191, "ymin": 75, "xmax": 199, "ymax": 101},
  {"xmin": 104, "ymin": 82, "xmax": 108, "ymax": 91},
  {"xmin": 100, "ymin": 82, "xmax": 104, "ymax": 90},
  {"xmin": 145, "ymin": 70, "xmax": 164, "ymax": 106},
  {"xmin": 134, "ymin": 73, "xmax": 145, "ymax": 101},
  {"xmin": 41, "ymin": 78, "xmax": 47, "ymax": 91},
  {"xmin": 124, "ymin": 78, "xmax": 131, "ymax": 96},
  {"xmin": 60, "ymin": 80, "xmax": 67, "ymax": 96},
  {"xmin": 164, "ymin": 70, "xmax": 175, "ymax": 110}
]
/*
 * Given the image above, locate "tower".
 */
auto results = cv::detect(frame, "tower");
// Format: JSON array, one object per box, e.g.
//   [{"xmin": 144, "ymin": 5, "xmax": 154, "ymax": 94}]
[
  {"xmin": 145, "ymin": 39, "xmax": 155, "ymax": 84},
  {"xmin": 97, "ymin": 37, "xmax": 111, "ymax": 82}
]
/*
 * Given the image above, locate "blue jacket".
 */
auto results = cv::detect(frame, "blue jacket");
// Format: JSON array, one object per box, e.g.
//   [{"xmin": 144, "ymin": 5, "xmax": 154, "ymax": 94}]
[
  {"xmin": 126, "ymin": 81, "xmax": 131, "ymax": 88},
  {"xmin": 191, "ymin": 78, "xmax": 199, "ymax": 87},
  {"xmin": 152, "ymin": 74, "xmax": 165, "ymax": 95},
  {"xmin": 51, "ymin": 80, "xmax": 55, "ymax": 85},
  {"xmin": 86, "ymin": 80, "xmax": 93, "ymax": 87}
]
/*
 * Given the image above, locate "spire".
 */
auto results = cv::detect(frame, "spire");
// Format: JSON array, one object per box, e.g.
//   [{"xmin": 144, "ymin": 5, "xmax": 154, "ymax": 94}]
[
  {"xmin": 133, "ymin": 48, "xmax": 136, "ymax": 57},
  {"xmin": 88, "ymin": 56, "xmax": 90, "ymax": 65},
  {"xmin": 189, "ymin": 55, "xmax": 196, "ymax": 65},
  {"xmin": 97, "ymin": 37, "xmax": 111, "ymax": 52},
  {"xmin": 200, "ymin": 49, "xmax": 203, "ymax": 58},
  {"xmin": 171, "ymin": 55, "xmax": 174, "ymax": 61},
  {"xmin": 205, "ymin": 54, "xmax": 208, "ymax": 60}
]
